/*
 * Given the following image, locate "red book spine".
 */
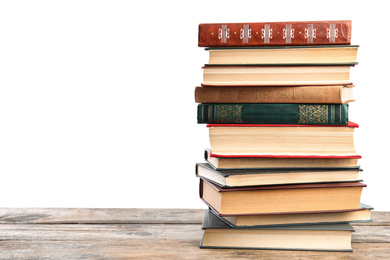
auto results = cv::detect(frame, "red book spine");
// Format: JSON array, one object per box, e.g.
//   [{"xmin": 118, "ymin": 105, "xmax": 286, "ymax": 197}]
[
  {"xmin": 198, "ymin": 20, "xmax": 351, "ymax": 47},
  {"xmin": 206, "ymin": 121, "xmax": 359, "ymax": 128},
  {"xmin": 208, "ymin": 151, "xmax": 362, "ymax": 159}
]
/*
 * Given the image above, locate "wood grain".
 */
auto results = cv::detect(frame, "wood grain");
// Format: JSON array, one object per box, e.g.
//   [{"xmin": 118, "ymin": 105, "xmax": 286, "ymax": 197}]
[
  {"xmin": 0, "ymin": 208, "xmax": 389, "ymax": 259},
  {"xmin": 0, "ymin": 208, "xmax": 388, "ymax": 225},
  {"xmin": 0, "ymin": 241, "xmax": 389, "ymax": 260},
  {"xmin": 0, "ymin": 208, "xmax": 206, "ymax": 224}
]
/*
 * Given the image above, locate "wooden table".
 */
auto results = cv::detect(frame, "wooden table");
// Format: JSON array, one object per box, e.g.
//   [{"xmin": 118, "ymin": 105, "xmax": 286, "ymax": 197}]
[{"xmin": 0, "ymin": 208, "xmax": 389, "ymax": 259}]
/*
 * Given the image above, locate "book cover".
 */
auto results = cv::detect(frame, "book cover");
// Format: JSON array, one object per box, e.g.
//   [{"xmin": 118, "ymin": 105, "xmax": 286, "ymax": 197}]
[
  {"xmin": 200, "ymin": 210, "xmax": 355, "ymax": 252},
  {"xmin": 202, "ymin": 209, "xmax": 355, "ymax": 231},
  {"xmin": 196, "ymin": 162, "xmax": 362, "ymax": 187},
  {"xmin": 198, "ymin": 20, "xmax": 352, "ymax": 47},
  {"xmin": 195, "ymin": 85, "xmax": 354, "ymax": 104},
  {"xmin": 197, "ymin": 162, "xmax": 362, "ymax": 177},
  {"xmin": 197, "ymin": 103, "xmax": 349, "ymax": 125}
]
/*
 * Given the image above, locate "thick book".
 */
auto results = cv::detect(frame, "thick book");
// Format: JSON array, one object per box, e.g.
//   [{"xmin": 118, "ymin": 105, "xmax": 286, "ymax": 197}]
[
  {"xmin": 198, "ymin": 20, "xmax": 352, "ymax": 47},
  {"xmin": 195, "ymin": 85, "xmax": 354, "ymax": 104},
  {"xmin": 206, "ymin": 45, "xmax": 358, "ymax": 65},
  {"xmin": 199, "ymin": 177, "xmax": 366, "ymax": 216},
  {"xmin": 197, "ymin": 104, "xmax": 349, "ymax": 125},
  {"xmin": 196, "ymin": 162, "xmax": 362, "ymax": 187},
  {"xmin": 204, "ymin": 149, "xmax": 361, "ymax": 170},
  {"xmin": 207, "ymin": 122, "xmax": 359, "ymax": 156},
  {"xmin": 211, "ymin": 203, "xmax": 373, "ymax": 228},
  {"xmin": 200, "ymin": 210, "xmax": 355, "ymax": 252},
  {"xmin": 202, "ymin": 64, "xmax": 353, "ymax": 86}
]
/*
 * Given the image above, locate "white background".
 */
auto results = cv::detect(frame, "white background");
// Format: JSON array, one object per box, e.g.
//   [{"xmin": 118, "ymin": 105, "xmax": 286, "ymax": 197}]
[{"xmin": 0, "ymin": 0, "xmax": 389, "ymax": 210}]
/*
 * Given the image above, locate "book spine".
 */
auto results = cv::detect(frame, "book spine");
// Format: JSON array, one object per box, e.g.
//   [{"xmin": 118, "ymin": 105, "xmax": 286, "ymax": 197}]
[
  {"xmin": 197, "ymin": 104, "xmax": 349, "ymax": 125},
  {"xmin": 198, "ymin": 21, "xmax": 351, "ymax": 47},
  {"xmin": 195, "ymin": 86, "xmax": 349, "ymax": 104}
]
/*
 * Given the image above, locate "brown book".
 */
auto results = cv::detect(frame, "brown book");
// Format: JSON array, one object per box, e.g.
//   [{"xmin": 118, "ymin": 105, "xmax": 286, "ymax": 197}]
[
  {"xmin": 195, "ymin": 85, "xmax": 354, "ymax": 104},
  {"xmin": 198, "ymin": 20, "xmax": 352, "ymax": 47},
  {"xmin": 200, "ymin": 178, "xmax": 366, "ymax": 216}
]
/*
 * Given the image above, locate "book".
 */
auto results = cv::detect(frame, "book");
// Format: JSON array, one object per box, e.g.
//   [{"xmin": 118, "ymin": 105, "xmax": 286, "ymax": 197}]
[
  {"xmin": 207, "ymin": 122, "xmax": 359, "ymax": 156},
  {"xmin": 197, "ymin": 104, "xmax": 350, "ymax": 125},
  {"xmin": 195, "ymin": 85, "xmax": 354, "ymax": 104},
  {"xmin": 199, "ymin": 177, "xmax": 366, "ymax": 216},
  {"xmin": 202, "ymin": 64, "xmax": 353, "ymax": 86},
  {"xmin": 196, "ymin": 162, "xmax": 362, "ymax": 187},
  {"xmin": 205, "ymin": 149, "xmax": 361, "ymax": 170},
  {"xmin": 200, "ymin": 209, "xmax": 355, "ymax": 252},
  {"xmin": 198, "ymin": 20, "xmax": 352, "ymax": 47},
  {"xmin": 212, "ymin": 203, "xmax": 373, "ymax": 228},
  {"xmin": 206, "ymin": 45, "xmax": 358, "ymax": 65}
]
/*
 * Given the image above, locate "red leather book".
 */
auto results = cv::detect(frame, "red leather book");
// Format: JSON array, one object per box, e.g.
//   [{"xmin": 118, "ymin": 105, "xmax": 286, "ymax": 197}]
[{"xmin": 198, "ymin": 20, "xmax": 352, "ymax": 47}]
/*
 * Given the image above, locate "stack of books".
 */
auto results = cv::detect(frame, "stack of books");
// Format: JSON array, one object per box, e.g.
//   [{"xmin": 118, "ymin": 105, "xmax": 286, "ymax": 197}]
[{"xmin": 194, "ymin": 20, "xmax": 372, "ymax": 252}]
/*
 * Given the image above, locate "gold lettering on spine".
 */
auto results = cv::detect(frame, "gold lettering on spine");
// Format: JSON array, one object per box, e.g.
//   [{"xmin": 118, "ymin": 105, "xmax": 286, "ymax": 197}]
[{"xmin": 256, "ymin": 88, "xmax": 293, "ymax": 100}]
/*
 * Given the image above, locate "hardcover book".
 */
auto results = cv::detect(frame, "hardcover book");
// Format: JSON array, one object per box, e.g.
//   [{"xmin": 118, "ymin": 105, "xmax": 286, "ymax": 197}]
[
  {"xmin": 197, "ymin": 103, "xmax": 349, "ymax": 125},
  {"xmin": 206, "ymin": 45, "xmax": 358, "ymax": 65},
  {"xmin": 200, "ymin": 210, "xmax": 355, "ymax": 252},
  {"xmin": 198, "ymin": 20, "xmax": 352, "ymax": 47},
  {"xmin": 211, "ymin": 203, "xmax": 373, "ymax": 228},
  {"xmin": 195, "ymin": 85, "xmax": 354, "ymax": 104},
  {"xmin": 199, "ymin": 177, "xmax": 366, "ymax": 216},
  {"xmin": 202, "ymin": 64, "xmax": 353, "ymax": 86},
  {"xmin": 204, "ymin": 149, "xmax": 361, "ymax": 170},
  {"xmin": 207, "ymin": 122, "xmax": 359, "ymax": 156},
  {"xmin": 196, "ymin": 162, "xmax": 362, "ymax": 187}
]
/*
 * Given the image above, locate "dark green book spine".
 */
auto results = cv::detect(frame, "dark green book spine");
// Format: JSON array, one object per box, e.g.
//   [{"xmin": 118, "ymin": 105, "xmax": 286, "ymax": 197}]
[{"xmin": 197, "ymin": 104, "xmax": 349, "ymax": 125}]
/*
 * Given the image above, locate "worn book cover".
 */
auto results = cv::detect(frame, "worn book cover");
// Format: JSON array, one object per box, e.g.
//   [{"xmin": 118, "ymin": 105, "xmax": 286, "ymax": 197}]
[
  {"xmin": 195, "ymin": 85, "xmax": 354, "ymax": 104},
  {"xmin": 198, "ymin": 20, "xmax": 352, "ymax": 47}
]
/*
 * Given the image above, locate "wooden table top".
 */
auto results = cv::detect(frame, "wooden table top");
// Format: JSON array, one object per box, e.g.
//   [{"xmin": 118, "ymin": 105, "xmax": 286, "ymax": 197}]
[{"xmin": 0, "ymin": 208, "xmax": 389, "ymax": 259}]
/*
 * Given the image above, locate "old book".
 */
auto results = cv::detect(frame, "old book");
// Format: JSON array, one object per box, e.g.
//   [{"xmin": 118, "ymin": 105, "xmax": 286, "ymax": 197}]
[
  {"xmin": 196, "ymin": 162, "xmax": 362, "ymax": 187},
  {"xmin": 202, "ymin": 64, "xmax": 353, "ymax": 86},
  {"xmin": 206, "ymin": 45, "xmax": 358, "ymax": 65},
  {"xmin": 198, "ymin": 20, "xmax": 352, "ymax": 47},
  {"xmin": 195, "ymin": 85, "xmax": 354, "ymax": 104},
  {"xmin": 215, "ymin": 203, "xmax": 373, "ymax": 227},
  {"xmin": 199, "ymin": 178, "xmax": 366, "ymax": 216},
  {"xmin": 207, "ymin": 122, "xmax": 359, "ymax": 156},
  {"xmin": 204, "ymin": 149, "xmax": 361, "ymax": 170},
  {"xmin": 200, "ymin": 210, "xmax": 355, "ymax": 252},
  {"xmin": 197, "ymin": 104, "xmax": 349, "ymax": 125}
]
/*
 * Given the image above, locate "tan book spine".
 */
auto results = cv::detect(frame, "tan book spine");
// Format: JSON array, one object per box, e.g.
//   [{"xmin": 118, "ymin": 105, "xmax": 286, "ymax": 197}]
[{"xmin": 195, "ymin": 85, "xmax": 353, "ymax": 104}]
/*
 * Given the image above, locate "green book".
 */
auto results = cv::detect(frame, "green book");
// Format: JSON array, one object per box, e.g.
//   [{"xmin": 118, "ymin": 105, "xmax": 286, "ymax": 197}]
[
  {"xmin": 200, "ymin": 209, "xmax": 354, "ymax": 252},
  {"xmin": 197, "ymin": 103, "xmax": 349, "ymax": 125}
]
